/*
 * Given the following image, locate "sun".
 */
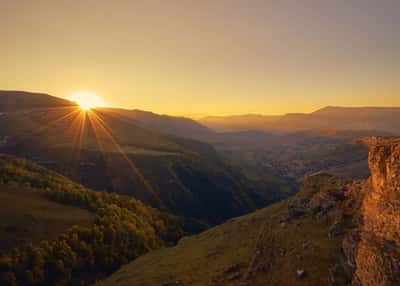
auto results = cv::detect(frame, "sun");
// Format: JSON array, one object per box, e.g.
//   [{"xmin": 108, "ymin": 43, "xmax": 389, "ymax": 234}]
[{"xmin": 69, "ymin": 92, "xmax": 106, "ymax": 110}]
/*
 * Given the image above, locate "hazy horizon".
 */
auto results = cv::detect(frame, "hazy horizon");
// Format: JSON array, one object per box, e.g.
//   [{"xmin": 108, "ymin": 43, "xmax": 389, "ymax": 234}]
[{"xmin": 2, "ymin": 89, "xmax": 400, "ymax": 119}]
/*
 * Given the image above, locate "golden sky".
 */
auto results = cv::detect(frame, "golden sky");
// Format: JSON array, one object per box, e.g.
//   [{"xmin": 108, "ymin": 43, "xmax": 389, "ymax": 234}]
[{"xmin": 1, "ymin": 0, "xmax": 399, "ymax": 117}]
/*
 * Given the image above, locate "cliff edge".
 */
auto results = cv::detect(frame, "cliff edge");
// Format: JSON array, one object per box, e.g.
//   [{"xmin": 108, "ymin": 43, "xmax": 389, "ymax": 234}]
[{"xmin": 349, "ymin": 137, "xmax": 400, "ymax": 285}]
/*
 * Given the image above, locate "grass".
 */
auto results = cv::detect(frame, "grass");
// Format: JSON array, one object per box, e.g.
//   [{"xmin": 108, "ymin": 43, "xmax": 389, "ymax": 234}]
[
  {"xmin": 0, "ymin": 185, "xmax": 94, "ymax": 254},
  {"xmin": 101, "ymin": 175, "xmax": 349, "ymax": 286},
  {"xmin": 101, "ymin": 204, "xmax": 272, "ymax": 286}
]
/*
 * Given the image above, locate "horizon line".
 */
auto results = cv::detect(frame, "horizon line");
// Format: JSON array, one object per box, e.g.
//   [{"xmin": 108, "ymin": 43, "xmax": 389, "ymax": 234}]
[{"xmin": 1, "ymin": 89, "xmax": 400, "ymax": 119}]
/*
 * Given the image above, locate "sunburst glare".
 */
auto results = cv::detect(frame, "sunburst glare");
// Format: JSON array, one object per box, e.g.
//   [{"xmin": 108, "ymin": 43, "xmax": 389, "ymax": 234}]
[{"xmin": 69, "ymin": 91, "xmax": 106, "ymax": 110}]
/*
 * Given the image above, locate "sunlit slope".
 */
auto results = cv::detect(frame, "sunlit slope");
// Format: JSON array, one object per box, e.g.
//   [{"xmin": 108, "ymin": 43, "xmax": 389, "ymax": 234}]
[
  {"xmin": 102, "ymin": 174, "xmax": 353, "ymax": 286},
  {"xmin": 0, "ymin": 91, "xmax": 268, "ymax": 224}
]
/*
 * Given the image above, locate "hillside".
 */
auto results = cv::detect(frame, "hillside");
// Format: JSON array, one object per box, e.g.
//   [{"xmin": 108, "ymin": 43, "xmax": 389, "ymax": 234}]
[
  {"xmin": 102, "ymin": 174, "xmax": 353, "ymax": 286},
  {"xmin": 0, "ymin": 91, "xmax": 272, "ymax": 224},
  {"xmin": 0, "ymin": 154, "xmax": 186, "ymax": 285},
  {"xmin": 0, "ymin": 90, "xmax": 76, "ymax": 112},
  {"xmin": 99, "ymin": 108, "xmax": 215, "ymax": 141},
  {"xmin": 102, "ymin": 137, "xmax": 400, "ymax": 286},
  {"xmin": 0, "ymin": 186, "xmax": 94, "ymax": 254}
]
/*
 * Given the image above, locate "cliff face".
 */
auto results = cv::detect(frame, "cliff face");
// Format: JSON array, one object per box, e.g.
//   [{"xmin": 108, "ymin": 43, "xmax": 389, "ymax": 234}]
[{"xmin": 350, "ymin": 138, "xmax": 400, "ymax": 285}]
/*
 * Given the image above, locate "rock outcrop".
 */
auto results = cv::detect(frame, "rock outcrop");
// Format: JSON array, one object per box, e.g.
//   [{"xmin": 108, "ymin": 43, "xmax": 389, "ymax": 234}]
[{"xmin": 348, "ymin": 137, "xmax": 400, "ymax": 286}]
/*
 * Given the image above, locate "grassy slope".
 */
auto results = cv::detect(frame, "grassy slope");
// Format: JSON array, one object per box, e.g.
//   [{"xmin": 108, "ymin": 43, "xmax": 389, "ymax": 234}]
[
  {"xmin": 102, "ymin": 175, "xmax": 349, "ymax": 286},
  {"xmin": 0, "ymin": 186, "xmax": 94, "ymax": 254}
]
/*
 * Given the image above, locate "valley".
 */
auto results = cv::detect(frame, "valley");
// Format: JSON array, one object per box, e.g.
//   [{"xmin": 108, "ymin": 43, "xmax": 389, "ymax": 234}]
[
  {"xmin": 103, "ymin": 138, "xmax": 400, "ymax": 286},
  {"xmin": 0, "ymin": 91, "xmax": 399, "ymax": 286},
  {"xmin": 101, "ymin": 174, "xmax": 353, "ymax": 286}
]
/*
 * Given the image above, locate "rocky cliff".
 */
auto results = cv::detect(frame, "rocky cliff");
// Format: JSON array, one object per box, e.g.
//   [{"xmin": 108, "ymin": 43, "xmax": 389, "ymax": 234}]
[{"xmin": 348, "ymin": 137, "xmax": 400, "ymax": 285}]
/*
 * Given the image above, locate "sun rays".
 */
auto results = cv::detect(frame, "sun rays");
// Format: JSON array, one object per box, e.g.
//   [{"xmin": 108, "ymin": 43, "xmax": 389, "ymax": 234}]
[
  {"xmin": 86, "ymin": 110, "xmax": 162, "ymax": 205},
  {"xmin": 26, "ymin": 104, "xmax": 157, "ymax": 201}
]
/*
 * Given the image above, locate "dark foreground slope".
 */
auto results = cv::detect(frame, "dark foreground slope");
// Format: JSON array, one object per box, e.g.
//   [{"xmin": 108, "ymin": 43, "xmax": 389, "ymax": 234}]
[
  {"xmin": 102, "ymin": 137, "xmax": 400, "ymax": 286},
  {"xmin": 0, "ymin": 155, "xmax": 186, "ymax": 285}
]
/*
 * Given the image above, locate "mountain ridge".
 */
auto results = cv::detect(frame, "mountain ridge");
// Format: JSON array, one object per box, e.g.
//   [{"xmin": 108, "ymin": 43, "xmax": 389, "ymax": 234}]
[
  {"xmin": 199, "ymin": 107, "xmax": 400, "ymax": 134},
  {"xmin": 0, "ymin": 90, "xmax": 271, "ymax": 224},
  {"xmin": 0, "ymin": 90, "xmax": 76, "ymax": 111}
]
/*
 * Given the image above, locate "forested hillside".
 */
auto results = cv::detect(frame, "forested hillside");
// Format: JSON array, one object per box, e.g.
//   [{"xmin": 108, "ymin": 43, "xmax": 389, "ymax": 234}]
[
  {"xmin": 0, "ymin": 155, "xmax": 186, "ymax": 285},
  {"xmin": 0, "ymin": 91, "xmax": 271, "ymax": 224}
]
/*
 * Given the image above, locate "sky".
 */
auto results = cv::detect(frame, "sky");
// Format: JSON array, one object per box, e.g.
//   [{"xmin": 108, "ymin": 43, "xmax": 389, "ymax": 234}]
[{"xmin": 0, "ymin": 0, "xmax": 399, "ymax": 117}]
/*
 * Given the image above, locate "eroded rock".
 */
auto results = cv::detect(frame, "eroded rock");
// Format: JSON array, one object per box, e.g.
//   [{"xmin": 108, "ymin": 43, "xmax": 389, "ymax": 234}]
[{"xmin": 345, "ymin": 137, "xmax": 400, "ymax": 286}]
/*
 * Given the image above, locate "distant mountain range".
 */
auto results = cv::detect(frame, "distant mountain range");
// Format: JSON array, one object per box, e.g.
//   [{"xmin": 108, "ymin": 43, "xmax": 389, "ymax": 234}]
[{"xmin": 200, "ymin": 106, "xmax": 400, "ymax": 134}]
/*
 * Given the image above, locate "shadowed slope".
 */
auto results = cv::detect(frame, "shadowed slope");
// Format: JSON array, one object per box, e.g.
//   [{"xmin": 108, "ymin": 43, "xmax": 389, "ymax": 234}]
[
  {"xmin": 0, "ymin": 91, "xmax": 268, "ymax": 224},
  {"xmin": 101, "ymin": 174, "xmax": 352, "ymax": 286}
]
